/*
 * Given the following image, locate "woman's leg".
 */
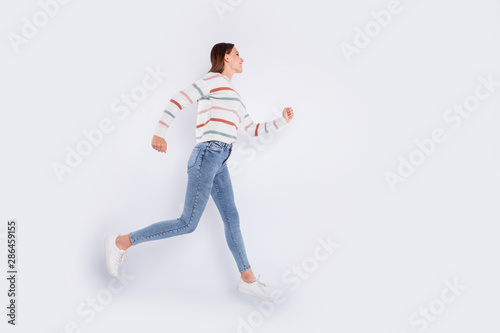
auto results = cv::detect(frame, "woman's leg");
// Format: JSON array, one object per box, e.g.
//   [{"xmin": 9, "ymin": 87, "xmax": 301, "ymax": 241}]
[
  {"xmin": 125, "ymin": 144, "xmax": 220, "ymax": 247},
  {"xmin": 210, "ymin": 163, "xmax": 254, "ymax": 281}
]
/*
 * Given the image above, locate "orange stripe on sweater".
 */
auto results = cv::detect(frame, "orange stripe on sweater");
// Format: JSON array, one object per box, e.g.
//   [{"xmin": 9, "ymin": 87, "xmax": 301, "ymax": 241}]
[
  {"xmin": 196, "ymin": 118, "xmax": 238, "ymax": 130},
  {"xmin": 210, "ymin": 87, "xmax": 240, "ymax": 97},
  {"xmin": 170, "ymin": 99, "xmax": 182, "ymax": 110}
]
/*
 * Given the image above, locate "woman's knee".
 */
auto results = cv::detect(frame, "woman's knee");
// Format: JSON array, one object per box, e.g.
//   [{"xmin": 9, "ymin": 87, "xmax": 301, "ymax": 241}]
[
  {"xmin": 179, "ymin": 215, "xmax": 200, "ymax": 234},
  {"xmin": 184, "ymin": 222, "xmax": 198, "ymax": 234}
]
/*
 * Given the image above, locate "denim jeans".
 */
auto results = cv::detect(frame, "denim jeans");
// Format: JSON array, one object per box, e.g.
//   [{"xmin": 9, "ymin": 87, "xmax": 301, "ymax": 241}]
[{"xmin": 128, "ymin": 140, "xmax": 251, "ymax": 273}]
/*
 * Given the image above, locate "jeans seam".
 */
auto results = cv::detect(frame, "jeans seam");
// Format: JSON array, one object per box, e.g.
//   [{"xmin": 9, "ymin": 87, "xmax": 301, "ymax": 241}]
[
  {"xmin": 214, "ymin": 179, "xmax": 249, "ymax": 272},
  {"xmin": 216, "ymin": 149, "xmax": 231, "ymax": 176}
]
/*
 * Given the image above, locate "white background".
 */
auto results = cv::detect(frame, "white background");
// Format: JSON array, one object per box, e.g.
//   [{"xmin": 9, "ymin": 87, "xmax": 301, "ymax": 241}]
[{"xmin": 1, "ymin": 0, "xmax": 499, "ymax": 332}]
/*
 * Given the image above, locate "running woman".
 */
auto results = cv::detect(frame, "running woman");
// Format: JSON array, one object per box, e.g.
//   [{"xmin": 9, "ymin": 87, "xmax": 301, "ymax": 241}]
[{"xmin": 105, "ymin": 42, "xmax": 294, "ymax": 302}]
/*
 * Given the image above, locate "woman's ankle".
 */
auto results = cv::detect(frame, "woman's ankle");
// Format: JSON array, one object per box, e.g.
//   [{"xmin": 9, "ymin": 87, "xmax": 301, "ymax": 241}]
[
  {"xmin": 116, "ymin": 234, "xmax": 132, "ymax": 251},
  {"xmin": 241, "ymin": 269, "xmax": 256, "ymax": 283}
]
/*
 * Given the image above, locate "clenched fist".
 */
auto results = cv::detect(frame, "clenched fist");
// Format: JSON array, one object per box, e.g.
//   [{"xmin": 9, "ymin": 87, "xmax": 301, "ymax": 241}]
[
  {"xmin": 283, "ymin": 107, "xmax": 295, "ymax": 123},
  {"xmin": 152, "ymin": 135, "xmax": 167, "ymax": 153}
]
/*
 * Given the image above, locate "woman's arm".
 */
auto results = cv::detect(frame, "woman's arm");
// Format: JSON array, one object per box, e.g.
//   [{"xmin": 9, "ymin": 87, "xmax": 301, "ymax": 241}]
[
  {"xmin": 239, "ymin": 106, "xmax": 294, "ymax": 137},
  {"xmin": 153, "ymin": 76, "xmax": 208, "ymax": 140}
]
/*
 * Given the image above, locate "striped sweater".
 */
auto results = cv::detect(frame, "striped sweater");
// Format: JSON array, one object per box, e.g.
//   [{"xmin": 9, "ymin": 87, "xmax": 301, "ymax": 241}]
[{"xmin": 153, "ymin": 72, "xmax": 289, "ymax": 144}]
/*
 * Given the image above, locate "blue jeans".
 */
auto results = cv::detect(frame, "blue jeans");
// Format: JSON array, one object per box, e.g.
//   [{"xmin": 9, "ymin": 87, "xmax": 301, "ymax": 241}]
[{"xmin": 128, "ymin": 140, "xmax": 251, "ymax": 273}]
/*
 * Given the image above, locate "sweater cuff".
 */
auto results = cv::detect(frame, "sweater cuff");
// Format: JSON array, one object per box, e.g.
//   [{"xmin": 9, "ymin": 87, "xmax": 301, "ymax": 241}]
[
  {"xmin": 276, "ymin": 115, "xmax": 288, "ymax": 129},
  {"xmin": 153, "ymin": 123, "xmax": 167, "ymax": 140}
]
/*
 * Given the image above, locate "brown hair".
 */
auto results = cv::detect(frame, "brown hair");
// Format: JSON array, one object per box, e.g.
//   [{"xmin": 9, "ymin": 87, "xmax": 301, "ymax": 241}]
[{"xmin": 208, "ymin": 42, "xmax": 234, "ymax": 74}]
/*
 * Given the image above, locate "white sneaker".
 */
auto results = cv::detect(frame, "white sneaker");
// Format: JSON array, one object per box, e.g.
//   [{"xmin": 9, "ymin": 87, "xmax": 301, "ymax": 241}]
[
  {"xmin": 237, "ymin": 274, "xmax": 274, "ymax": 302},
  {"xmin": 105, "ymin": 233, "xmax": 128, "ymax": 278}
]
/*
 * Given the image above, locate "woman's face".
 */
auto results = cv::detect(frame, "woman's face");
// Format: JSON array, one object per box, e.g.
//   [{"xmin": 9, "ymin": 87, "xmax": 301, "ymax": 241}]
[{"xmin": 225, "ymin": 47, "xmax": 244, "ymax": 73}]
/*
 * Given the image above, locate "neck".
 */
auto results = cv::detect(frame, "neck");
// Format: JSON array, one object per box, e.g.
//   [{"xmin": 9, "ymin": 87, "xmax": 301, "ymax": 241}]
[{"xmin": 221, "ymin": 69, "xmax": 234, "ymax": 81}]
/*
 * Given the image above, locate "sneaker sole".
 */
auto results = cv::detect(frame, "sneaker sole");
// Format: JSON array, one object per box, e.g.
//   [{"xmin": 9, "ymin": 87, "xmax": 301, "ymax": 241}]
[{"xmin": 104, "ymin": 236, "xmax": 118, "ymax": 278}]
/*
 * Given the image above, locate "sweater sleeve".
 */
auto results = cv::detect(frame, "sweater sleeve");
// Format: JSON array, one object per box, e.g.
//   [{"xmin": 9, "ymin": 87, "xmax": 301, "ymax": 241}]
[
  {"xmin": 153, "ymin": 76, "xmax": 208, "ymax": 139},
  {"xmin": 238, "ymin": 101, "xmax": 289, "ymax": 137}
]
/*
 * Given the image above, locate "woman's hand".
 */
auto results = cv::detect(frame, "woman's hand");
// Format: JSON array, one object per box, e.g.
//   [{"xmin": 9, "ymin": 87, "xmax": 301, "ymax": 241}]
[
  {"xmin": 283, "ymin": 107, "xmax": 295, "ymax": 123},
  {"xmin": 152, "ymin": 135, "xmax": 167, "ymax": 153}
]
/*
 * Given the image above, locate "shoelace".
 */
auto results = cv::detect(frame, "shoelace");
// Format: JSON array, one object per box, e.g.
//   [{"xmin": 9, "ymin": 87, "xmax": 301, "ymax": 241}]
[
  {"xmin": 253, "ymin": 274, "xmax": 272, "ymax": 288},
  {"xmin": 115, "ymin": 250, "xmax": 128, "ymax": 267}
]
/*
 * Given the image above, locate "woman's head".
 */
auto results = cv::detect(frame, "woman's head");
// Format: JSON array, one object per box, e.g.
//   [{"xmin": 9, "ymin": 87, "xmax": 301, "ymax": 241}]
[{"xmin": 208, "ymin": 42, "xmax": 243, "ymax": 75}]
